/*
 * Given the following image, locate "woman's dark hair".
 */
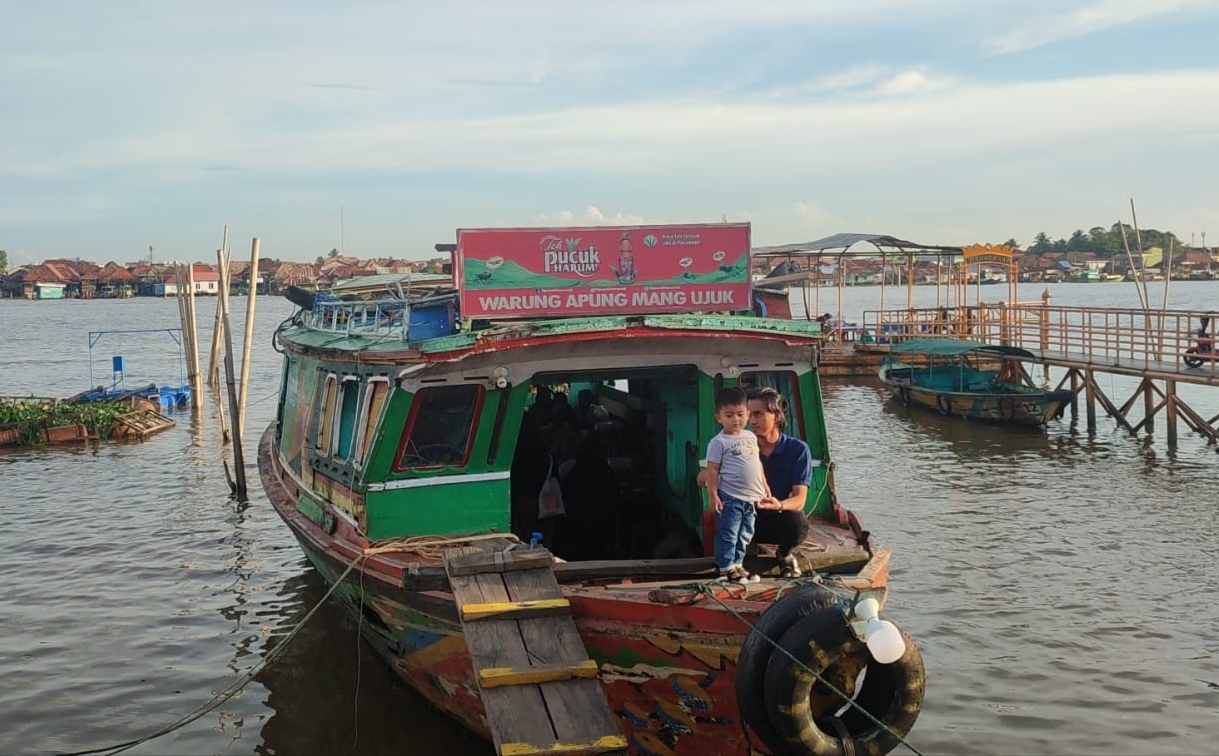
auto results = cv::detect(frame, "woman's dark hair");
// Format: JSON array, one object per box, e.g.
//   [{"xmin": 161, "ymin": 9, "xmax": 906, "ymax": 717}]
[{"xmin": 746, "ymin": 386, "xmax": 788, "ymax": 431}]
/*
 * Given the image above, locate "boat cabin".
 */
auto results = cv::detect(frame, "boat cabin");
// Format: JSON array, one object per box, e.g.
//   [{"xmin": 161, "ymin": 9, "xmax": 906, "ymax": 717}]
[{"xmin": 272, "ymin": 224, "xmax": 836, "ymax": 563}]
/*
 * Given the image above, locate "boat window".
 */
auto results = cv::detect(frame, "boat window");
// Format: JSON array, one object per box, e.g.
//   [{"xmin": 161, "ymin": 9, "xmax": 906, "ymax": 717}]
[
  {"xmin": 315, "ymin": 373, "xmax": 338, "ymax": 453},
  {"xmin": 355, "ymin": 378, "xmax": 391, "ymax": 465},
  {"xmin": 739, "ymin": 370, "xmax": 800, "ymax": 438},
  {"xmin": 334, "ymin": 376, "xmax": 360, "ymax": 459},
  {"xmin": 395, "ymin": 384, "xmax": 483, "ymax": 469}
]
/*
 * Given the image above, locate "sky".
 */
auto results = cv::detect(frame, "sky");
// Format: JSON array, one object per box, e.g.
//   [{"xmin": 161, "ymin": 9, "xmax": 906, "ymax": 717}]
[{"xmin": 2, "ymin": 0, "xmax": 1218, "ymax": 266}]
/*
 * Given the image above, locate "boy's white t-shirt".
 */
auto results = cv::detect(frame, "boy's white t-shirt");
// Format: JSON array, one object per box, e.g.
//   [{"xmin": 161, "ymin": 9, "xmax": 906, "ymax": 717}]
[{"xmin": 706, "ymin": 429, "xmax": 768, "ymax": 502}]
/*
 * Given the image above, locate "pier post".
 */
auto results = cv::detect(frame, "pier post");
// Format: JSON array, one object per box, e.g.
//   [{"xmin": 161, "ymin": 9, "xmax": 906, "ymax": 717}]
[
  {"xmin": 1143, "ymin": 381, "xmax": 1155, "ymax": 436},
  {"xmin": 1165, "ymin": 379, "xmax": 1178, "ymax": 448},
  {"xmin": 1084, "ymin": 369, "xmax": 1097, "ymax": 433}
]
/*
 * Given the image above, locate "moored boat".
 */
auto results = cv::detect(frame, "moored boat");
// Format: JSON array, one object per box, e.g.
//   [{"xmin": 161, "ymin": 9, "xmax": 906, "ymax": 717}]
[
  {"xmin": 258, "ymin": 223, "xmax": 925, "ymax": 755},
  {"xmin": 879, "ymin": 338, "xmax": 1074, "ymax": 425}
]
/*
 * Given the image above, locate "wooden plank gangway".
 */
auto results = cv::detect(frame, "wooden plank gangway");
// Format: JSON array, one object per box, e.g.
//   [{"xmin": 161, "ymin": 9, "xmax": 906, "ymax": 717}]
[{"xmin": 444, "ymin": 546, "xmax": 626, "ymax": 756}]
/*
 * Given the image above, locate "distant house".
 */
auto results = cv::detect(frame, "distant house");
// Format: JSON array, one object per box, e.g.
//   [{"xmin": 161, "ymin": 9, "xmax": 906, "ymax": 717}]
[
  {"xmin": 2, "ymin": 263, "xmax": 76, "ymax": 299},
  {"xmin": 97, "ymin": 262, "xmax": 136, "ymax": 297},
  {"xmin": 189, "ymin": 264, "xmax": 220, "ymax": 295}
]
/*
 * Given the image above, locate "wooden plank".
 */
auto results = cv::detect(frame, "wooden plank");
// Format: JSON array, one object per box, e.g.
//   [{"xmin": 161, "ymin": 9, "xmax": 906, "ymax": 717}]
[
  {"xmin": 479, "ymin": 659, "xmax": 599, "ymax": 689},
  {"xmin": 448, "ymin": 548, "xmax": 554, "ymax": 577},
  {"xmin": 500, "ymin": 735, "xmax": 628, "ymax": 755},
  {"xmin": 404, "ymin": 556, "xmax": 721, "ymax": 591},
  {"xmin": 503, "ymin": 566, "xmax": 623, "ymax": 749},
  {"xmin": 446, "ymin": 547, "xmax": 557, "ymax": 752},
  {"xmin": 462, "ymin": 598, "xmax": 571, "ymax": 622}
]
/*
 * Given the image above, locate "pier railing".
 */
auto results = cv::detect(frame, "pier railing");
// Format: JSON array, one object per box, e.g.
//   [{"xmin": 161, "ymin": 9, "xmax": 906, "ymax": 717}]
[{"xmin": 862, "ymin": 304, "xmax": 1218, "ymax": 375}]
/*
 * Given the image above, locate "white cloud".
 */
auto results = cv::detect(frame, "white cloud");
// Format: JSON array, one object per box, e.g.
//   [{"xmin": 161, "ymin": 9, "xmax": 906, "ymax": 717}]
[
  {"xmin": 539, "ymin": 207, "xmax": 646, "ymax": 226},
  {"xmin": 982, "ymin": 0, "xmax": 1216, "ymax": 54}
]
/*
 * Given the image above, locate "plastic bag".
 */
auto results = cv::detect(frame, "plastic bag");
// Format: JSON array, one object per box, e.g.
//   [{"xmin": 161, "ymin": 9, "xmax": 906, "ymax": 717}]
[{"xmin": 537, "ymin": 454, "xmax": 566, "ymax": 519}]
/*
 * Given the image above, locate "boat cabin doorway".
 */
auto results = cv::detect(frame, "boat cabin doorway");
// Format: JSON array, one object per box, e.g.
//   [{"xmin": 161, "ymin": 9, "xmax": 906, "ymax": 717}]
[{"xmin": 507, "ymin": 365, "xmax": 805, "ymax": 563}]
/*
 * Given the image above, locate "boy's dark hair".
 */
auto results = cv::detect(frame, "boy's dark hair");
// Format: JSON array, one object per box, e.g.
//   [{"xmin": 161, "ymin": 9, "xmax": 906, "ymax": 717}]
[{"xmin": 715, "ymin": 386, "xmax": 748, "ymax": 410}]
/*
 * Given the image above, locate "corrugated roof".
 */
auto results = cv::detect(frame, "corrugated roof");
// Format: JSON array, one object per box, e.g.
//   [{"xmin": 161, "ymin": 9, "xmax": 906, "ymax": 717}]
[
  {"xmin": 753, "ymin": 233, "xmax": 961, "ymax": 257},
  {"xmin": 327, "ymin": 271, "xmax": 452, "ymax": 295}
]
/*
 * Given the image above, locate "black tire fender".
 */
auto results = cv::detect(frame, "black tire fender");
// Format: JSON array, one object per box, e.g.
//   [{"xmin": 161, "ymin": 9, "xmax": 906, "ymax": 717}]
[
  {"xmin": 897, "ymin": 386, "xmax": 910, "ymax": 407},
  {"xmin": 762, "ymin": 608, "xmax": 925, "ymax": 756},
  {"xmin": 936, "ymin": 394, "xmax": 951, "ymax": 415},
  {"xmin": 735, "ymin": 585, "xmax": 839, "ymax": 753}
]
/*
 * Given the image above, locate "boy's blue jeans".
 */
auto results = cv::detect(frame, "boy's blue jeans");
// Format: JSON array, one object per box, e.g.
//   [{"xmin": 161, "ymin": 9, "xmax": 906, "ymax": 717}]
[{"xmin": 714, "ymin": 493, "xmax": 757, "ymax": 570}]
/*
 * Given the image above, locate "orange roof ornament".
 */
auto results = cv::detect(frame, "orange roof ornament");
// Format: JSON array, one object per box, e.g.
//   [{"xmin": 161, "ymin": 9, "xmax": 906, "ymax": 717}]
[{"xmin": 962, "ymin": 243, "xmax": 1014, "ymax": 265}]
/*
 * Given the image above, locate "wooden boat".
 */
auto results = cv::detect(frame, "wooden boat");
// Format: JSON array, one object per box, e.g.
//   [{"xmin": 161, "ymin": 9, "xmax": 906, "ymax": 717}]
[
  {"xmin": 879, "ymin": 338, "xmax": 1074, "ymax": 425},
  {"xmin": 258, "ymin": 223, "xmax": 925, "ymax": 756}
]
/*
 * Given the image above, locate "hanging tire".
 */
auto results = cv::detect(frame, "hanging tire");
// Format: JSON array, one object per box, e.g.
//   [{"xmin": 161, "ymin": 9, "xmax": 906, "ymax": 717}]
[
  {"xmin": 936, "ymin": 395, "xmax": 952, "ymax": 415},
  {"xmin": 735, "ymin": 585, "xmax": 840, "ymax": 754},
  {"xmin": 1184, "ymin": 354, "xmax": 1202, "ymax": 368},
  {"xmin": 762, "ymin": 608, "xmax": 925, "ymax": 756},
  {"xmin": 897, "ymin": 387, "xmax": 910, "ymax": 407},
  {"xmin": 998, "ymin": 397, "xmax": 1015, "ymax": 419}
]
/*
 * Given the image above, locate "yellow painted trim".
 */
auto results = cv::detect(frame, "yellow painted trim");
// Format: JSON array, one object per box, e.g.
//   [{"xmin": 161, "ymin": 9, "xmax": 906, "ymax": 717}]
[
  {"xmin": 500, "ymin": 735, "xmax": 628, "ymax": 755},
  {"xmin": 461, "ymin": 597, "xmax": 569, "ymax": 620},
  {"xmin": 479, "ymin": 660, "xmax": 598, "ymax": 688}
]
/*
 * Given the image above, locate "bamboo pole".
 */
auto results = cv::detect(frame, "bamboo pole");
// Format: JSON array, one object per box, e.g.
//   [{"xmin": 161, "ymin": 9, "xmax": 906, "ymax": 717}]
[
  {"xmin": 1118, "ymin": 222, "xmax": 1149, "ymax": 310},
  {"xmin": 184, "ymin": 262, "xmax": 203, "ymax": 416},
  {"xmin": 207, "ymin": 226, "xmax": 229, "ymax": 388},
  {"xmin": 174, "ymin": 264, "xmax": 190, "ymax": 396},
  {"xmin": 237, "ymin": 237, "xmax": 260, "ymax": 438},
  {"xmin": 217, "ymin": 246, "xmax": 247, "ymax": 500},
  {"xmin": 1130, "ymin": 198, "xmax": 1151, "ymax": 308}
]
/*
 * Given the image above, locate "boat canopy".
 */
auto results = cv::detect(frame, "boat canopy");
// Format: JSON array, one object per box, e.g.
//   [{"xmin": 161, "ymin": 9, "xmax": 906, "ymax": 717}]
[{"xmin": 887, "ymin": 338, "xmax": 1036, "ymax": 359}]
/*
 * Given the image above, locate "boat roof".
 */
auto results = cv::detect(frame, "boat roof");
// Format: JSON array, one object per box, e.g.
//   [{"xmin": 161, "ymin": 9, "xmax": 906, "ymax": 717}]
[
  {"xmin": 888, "ymin": 338, "xmax": 1035, "ymax": 359},
  {"xmin": 327, "ymin": 271, "xmax": 453, "ymax": 297}
]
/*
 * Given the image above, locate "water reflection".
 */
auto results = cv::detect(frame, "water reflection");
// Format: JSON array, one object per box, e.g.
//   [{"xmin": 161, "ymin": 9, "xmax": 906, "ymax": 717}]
[{"xmin": 252, "ymin": 566, "xmax": 492, "ymax": 756}]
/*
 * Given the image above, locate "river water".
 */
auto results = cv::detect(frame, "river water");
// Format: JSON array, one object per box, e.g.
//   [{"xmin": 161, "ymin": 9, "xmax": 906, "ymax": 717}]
[{"xmin": 2, "ymin": 282, "xmax": 1217, "ymax": 755}]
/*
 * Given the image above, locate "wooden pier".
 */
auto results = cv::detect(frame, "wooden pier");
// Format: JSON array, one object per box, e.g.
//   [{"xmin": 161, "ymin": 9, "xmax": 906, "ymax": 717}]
[{"xmin": 444, "ymin": 546, "xmax": 625, "ymax": 756}]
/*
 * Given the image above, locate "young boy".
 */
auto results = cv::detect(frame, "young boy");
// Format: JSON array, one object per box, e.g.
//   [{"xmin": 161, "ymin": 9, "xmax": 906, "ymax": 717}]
[{"xmin": 705, "ymin": 387, "xmax": 770, "ymax": 584}]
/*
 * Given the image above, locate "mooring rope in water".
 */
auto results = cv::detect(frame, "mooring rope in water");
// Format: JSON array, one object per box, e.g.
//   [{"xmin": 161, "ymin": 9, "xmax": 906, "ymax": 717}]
[
  {"xmin": 691, "ymin": 581, "xmax": 926, "ymax": 756},
  {"xmin": 56, "ymin": 554, "xmax": 369, "ymax": 756}
]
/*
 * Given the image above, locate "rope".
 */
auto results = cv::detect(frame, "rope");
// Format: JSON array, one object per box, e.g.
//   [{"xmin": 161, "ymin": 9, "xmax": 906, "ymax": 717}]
[
  {"xmin": 364, "ymin": 532, "xmax": 523, "ymax": 561},
  {"xmin": 691, "ymin": 583, "xmax": 925, "ymax": 756},
  {"xmin": 56, "ymin": 553, "xmax": 369, "ymax": 756}
]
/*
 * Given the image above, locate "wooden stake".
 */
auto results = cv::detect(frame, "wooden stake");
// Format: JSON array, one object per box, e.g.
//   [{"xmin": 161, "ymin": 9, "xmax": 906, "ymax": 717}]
[
  {"xmin": 207, "ymin": 226, "xmax": 229, "ymax": 388},
  {"xmin": 217, "ymin": 246, "xmax": 247, "ymax": 500},
  {"xmin": 237, "ymin": 237, "xmax": 260, "ymax": 438},
  {"xmin": 185, "ymin": 262, "xmax": 203, "ymax": 416}
]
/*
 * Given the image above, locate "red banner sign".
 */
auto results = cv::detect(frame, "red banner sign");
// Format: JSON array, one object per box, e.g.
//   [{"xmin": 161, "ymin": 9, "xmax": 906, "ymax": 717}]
[{"xmin": 456, "ymin": 223, "xmax": 752, "ymax": 318}]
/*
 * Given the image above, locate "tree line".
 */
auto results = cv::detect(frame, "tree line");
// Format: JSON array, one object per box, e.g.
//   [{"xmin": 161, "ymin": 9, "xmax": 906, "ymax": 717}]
[{"xmin": 1002, "ymin": 223, "xmax": 1187, "ymax": 258}]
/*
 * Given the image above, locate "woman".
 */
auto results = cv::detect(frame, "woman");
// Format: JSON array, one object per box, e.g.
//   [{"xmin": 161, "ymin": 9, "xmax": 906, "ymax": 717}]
[
  {"xmin": 746, "ymin": 387, "xmax": 813, "ymax": 578},
  {"xmin": 698, "ymin": 386, "xmax": 814, "ymax": 578}
]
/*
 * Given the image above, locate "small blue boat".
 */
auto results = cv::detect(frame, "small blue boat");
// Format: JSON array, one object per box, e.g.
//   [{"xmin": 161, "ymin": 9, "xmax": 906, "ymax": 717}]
[{"xmin": 879, "ymin": 338, "xmax": 1074, "ymax": 425}]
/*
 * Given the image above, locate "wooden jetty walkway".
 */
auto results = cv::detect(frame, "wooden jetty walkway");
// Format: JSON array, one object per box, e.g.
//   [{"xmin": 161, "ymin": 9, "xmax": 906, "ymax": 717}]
[{"xmin": 444, "ymin": 546, "xmax": 626, "ymax": 756}]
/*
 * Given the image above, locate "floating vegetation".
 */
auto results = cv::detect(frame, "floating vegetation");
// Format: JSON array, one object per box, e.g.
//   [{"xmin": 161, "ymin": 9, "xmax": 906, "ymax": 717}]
[{"xmin": 0, "ymin": 397, "xmax": 138, "ymax": 446}]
